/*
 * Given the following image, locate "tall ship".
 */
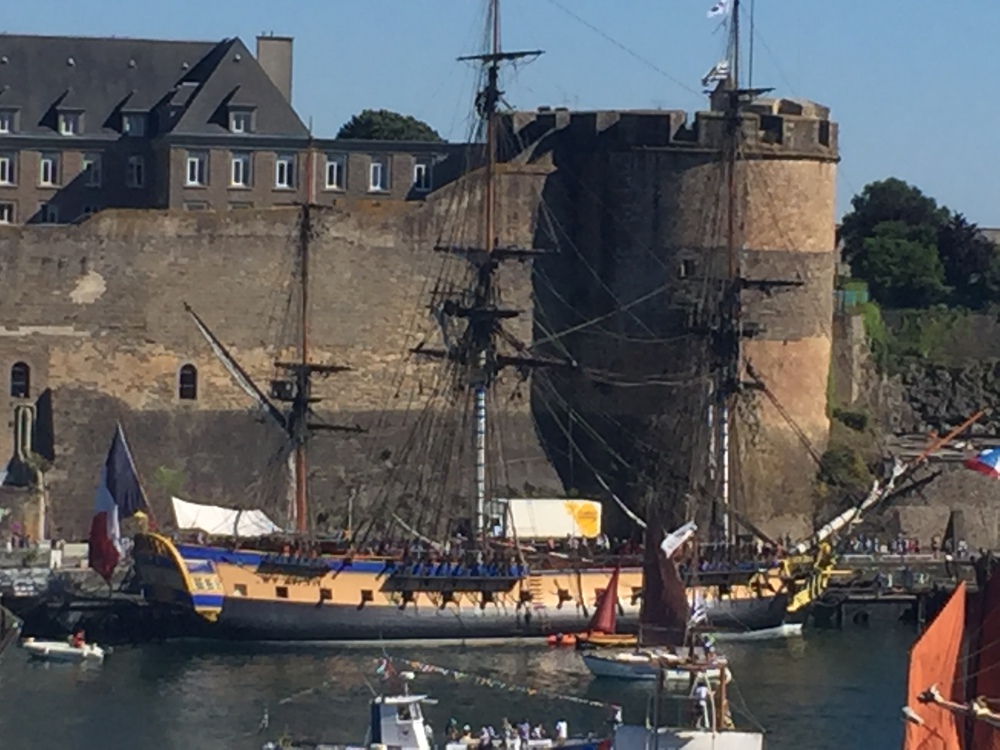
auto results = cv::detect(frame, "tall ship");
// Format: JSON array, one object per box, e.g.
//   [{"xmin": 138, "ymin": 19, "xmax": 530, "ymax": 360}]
[{"xmin": 130, "ymin": 0, "xmax": 834, "ymax": 641}]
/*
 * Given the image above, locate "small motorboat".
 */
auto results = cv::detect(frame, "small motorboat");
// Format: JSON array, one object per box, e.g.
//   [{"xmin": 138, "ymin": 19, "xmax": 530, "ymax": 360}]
[{"xmin": 21, "ymin": 637, "xmax": 106, "ymax": 664}]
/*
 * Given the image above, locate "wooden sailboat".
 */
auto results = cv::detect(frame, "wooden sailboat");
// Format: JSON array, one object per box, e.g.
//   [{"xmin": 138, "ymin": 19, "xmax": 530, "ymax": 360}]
[{"xmin": 901, "ymin": 557, "xmax": 1000, "ymax": 749}]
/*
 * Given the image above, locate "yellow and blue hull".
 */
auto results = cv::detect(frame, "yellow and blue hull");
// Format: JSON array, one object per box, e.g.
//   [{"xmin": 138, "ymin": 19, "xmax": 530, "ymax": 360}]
[{"xmin": 133, "ymin": 533, "xmax": 826, "ymax": 641}]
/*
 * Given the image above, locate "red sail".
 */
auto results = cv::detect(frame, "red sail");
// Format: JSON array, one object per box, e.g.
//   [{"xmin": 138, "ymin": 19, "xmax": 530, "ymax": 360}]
[
  {"xmin": 973, "ymin": 568, "xmax": 1000, "ymax": 750},
  {"xmin": 902, "ymin": 581, "xmax": 966, "ymax": 750},
  {"xmin": 638, "ymin": 525, "xmax": 688, "ymax": 647},
  {"xmin": 588, "ymin": 567, "xmax": 620, "ymax": 635}
]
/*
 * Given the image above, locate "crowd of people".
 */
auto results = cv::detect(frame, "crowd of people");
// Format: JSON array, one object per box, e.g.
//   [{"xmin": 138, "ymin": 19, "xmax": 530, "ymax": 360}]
[{"xmin": 442, "ymin": 716, "xmax": 573, "ymax": 747}]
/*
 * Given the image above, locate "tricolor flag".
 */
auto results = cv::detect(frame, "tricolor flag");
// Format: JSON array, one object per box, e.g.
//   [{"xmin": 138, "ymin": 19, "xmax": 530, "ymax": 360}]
[
  {"xmin": 88, "ymin": 425, "xmax": 147, "ymax": 582},
  {"xmin": 965, "ymin": 447, "xmax": 1000, "ymax": 479},
  {"xmin": 690, "ymin": 597, "xmax": 708, "ymax": 625},
  {"xmin": 708, "ymin": 0, "xmax": 729, "ymax": 18}
]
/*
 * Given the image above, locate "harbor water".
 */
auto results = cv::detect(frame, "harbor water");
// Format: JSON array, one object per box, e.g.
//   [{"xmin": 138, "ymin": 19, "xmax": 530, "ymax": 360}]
[{"xmin": 0, "ymin": 624, "xmax": 912, "ymax": 750}]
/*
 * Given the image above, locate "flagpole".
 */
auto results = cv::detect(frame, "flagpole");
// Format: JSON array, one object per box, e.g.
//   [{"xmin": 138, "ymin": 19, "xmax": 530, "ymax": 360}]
[{"xmin": 115, "ymin": 421, "xmax": 160, "ymax": 530}]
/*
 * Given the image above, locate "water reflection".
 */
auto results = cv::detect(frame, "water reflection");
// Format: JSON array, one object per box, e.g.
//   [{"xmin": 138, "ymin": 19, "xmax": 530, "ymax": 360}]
[{"xmin": 0, "ymin": 626, "xmax": 913, "ymax": 750}]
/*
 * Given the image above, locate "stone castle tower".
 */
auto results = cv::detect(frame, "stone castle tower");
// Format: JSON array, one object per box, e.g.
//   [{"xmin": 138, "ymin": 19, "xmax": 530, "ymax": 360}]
[{"xmin": 507, "ymin": 94, "xmax": 839, "ymax": 538}]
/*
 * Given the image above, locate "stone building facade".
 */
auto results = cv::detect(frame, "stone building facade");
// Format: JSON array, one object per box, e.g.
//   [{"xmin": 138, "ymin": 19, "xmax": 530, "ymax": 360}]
[{"xmin": 0, "ymin": 33, "xmax": 467, "ymax": 224}]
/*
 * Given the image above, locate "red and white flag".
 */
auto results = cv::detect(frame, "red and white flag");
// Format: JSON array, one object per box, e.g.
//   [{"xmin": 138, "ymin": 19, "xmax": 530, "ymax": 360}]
[{"xmin": 88, "ymin": 425, "xmax": 147, "ymax": 581}]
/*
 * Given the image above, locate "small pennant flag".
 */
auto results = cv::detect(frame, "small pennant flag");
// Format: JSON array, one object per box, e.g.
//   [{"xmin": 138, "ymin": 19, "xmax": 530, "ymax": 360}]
[{"xmin": 708, "ymin": 0, "xmax": 729, "ymax": 18}]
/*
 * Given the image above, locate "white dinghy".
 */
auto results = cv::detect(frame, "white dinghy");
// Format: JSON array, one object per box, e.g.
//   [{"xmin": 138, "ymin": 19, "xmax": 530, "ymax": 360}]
[{"xmin": 21, "ymin": 637, "xmax": 106, "ymax": 664}]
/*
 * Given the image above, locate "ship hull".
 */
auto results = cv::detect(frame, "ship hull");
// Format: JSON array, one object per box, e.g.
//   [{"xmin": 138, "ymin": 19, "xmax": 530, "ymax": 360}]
[
  {"xmin": 213, "ymin": 596, "xmax": 640, "ymax": 641},
  {"xmin": 133, "ymin": 533, "xmax": 816, "ymax": 642}
]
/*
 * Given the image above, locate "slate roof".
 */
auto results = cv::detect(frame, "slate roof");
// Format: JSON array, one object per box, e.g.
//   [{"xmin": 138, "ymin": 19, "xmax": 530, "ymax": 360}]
[{"xmin": 0, "ymin": 34, "xmax": 307, "ymax": 140}]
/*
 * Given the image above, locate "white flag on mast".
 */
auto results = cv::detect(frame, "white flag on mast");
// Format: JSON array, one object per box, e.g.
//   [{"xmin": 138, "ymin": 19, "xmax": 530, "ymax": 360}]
[{"xmin": 707, "ymin": 0, "xmax": 729, "ymax": 18}]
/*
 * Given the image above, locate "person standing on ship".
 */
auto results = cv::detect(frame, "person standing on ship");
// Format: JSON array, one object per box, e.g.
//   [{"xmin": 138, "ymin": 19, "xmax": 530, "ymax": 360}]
[
  {"xmin": 554, "ymin": 719, "xmax": 568, "ymax": 746},
  {"xmin": 693, "ymin": 682, "xmax": 711, "ymax": 729}
]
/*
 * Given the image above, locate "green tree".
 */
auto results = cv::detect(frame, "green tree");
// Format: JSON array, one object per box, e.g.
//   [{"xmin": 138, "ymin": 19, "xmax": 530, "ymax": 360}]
[
  {"xmin": 937, "ymin": 213, "xmax": 1000, "ymax": 309},
  {"xmin": 840, "ymin": 179, "xmax": 949, "ymax": 266},
  {"xmin": 336, "ymin": 109, "xmax": 443, "ymax": 142},
  {"xmin": 853, "ymin": 221, "xmax": 947, "ymax": 308}
]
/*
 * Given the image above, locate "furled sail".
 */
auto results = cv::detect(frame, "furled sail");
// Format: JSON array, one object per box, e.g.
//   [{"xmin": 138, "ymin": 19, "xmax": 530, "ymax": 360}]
[
  {"xmin": 902, "ymin": 581, "xmax": 966, "ymax": 750},
  {"xmin": 171, "ymin": 496, "xmax": 281, "ymax": 538}
]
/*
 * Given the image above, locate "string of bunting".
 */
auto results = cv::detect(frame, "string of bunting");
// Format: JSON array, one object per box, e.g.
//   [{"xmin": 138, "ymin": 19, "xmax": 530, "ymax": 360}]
[{"xmin": 396, "ymin": 658, "xmax": 615, "ymax": 711}]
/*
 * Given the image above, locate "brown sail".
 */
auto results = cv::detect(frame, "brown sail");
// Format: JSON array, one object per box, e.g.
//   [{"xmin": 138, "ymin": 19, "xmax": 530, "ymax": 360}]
[{"xmin": 638, "ymin": 524, "xmax": 689, "ymax": 647}]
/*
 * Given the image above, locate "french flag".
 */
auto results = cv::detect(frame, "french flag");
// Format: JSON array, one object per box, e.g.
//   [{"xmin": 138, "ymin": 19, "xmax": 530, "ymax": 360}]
[{"xmin": 88, "ymin": 425, "xmax": 147, "ymax": 582}]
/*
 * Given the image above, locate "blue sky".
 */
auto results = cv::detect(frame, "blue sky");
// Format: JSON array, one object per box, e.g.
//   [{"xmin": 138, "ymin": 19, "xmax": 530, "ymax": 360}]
[{"xmin": 4, "ymin": 0, "xmax": 997, "ymax": 225}]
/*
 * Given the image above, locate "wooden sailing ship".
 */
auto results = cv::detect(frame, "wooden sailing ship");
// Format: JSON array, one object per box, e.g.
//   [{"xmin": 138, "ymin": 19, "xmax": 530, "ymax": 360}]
[{"xmin": 129, "ymin": 0, "xmax": 835, "ymax": 641}]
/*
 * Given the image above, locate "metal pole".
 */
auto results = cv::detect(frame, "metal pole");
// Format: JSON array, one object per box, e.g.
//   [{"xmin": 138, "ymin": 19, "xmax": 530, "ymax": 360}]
[
  {"xmin": 475, "ymin": 381, "xmax": 488, "ymax": 536},
  {"xmin": 721, "ymin": 404, "xmax": 731, "ymax": 546}
]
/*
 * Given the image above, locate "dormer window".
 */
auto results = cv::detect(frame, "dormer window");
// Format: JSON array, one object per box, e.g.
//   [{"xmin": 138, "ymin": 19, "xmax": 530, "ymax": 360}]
[
  {"xmin": 0, "ymin": 110, "xmax": 15, "ymax": 134},
  {"xmin": 229, "ymin": 111, "xmax": 253, "ymax": 134},
  {"xmin": 58, "ymin": 112, "xmax": 81, "ymax": 136},
  {"xmin": 122, "ymin": 113, "xmax": 146, "ymax": 137}
]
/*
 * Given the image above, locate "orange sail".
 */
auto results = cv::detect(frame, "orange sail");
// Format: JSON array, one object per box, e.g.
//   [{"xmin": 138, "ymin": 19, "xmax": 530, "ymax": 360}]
[
  {"xmin": 902, "ymin": 581, "xmax": 966, "ymax": 750},
  {"xmin": 588, "ymin": 567, "xmax": 620, "ymax": 635},
  {"xmin": 973, "ymin": 568, "xmax": 1000, "ymax": 750}
]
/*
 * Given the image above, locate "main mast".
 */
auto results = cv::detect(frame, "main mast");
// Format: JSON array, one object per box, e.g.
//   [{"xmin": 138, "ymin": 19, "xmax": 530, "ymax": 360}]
[
  {"xmin": 415, "ymin": 0, "xmax": 562, "ymax": 542},
  {"xmin": 718, "ymin": 0, "xmax": 742, "ymax": 550}
]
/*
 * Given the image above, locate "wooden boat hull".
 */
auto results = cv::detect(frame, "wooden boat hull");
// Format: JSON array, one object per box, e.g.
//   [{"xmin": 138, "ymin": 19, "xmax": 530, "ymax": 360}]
[
  {"xmin": 581, "ymin": 651, "xmax": 730, "ymax": 682},
  {"xmin": 133, "ymin": 533, "xmax": 820, "ymax": 642}
]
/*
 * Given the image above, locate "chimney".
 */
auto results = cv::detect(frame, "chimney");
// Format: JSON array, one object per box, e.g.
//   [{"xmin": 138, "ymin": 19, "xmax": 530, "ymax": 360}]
[{"xmin": 256, "ymin": 34, "xmax": 293, "ymax": 103}]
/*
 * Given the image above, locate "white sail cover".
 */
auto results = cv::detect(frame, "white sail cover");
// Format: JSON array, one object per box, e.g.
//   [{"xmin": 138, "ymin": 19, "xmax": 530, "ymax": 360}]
[{"xmin": 170, "ymin": 496, "xmax": 280, "ymax": 538}]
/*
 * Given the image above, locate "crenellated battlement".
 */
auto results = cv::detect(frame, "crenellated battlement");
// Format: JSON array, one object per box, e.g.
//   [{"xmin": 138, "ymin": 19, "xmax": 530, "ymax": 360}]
[{"xmin": 501, "ymin": 95, "xmax": 838, "ymax": 161}]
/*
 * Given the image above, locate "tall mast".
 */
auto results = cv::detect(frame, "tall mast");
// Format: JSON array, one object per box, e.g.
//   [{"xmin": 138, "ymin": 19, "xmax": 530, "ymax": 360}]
[
  {"xmin": 295, "ymin": 200, "xmax": 310, "ymax": 535},
  {"xmin": 415, "ymin": 2, "xmax": 559, "ymax": 542},
  {"xmin": 720, "ymin": 0, "xmax": 742, "ymax": 549}
]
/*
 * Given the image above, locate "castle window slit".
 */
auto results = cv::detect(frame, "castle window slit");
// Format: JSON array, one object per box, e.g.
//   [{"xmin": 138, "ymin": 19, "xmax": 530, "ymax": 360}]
[
  {"xmin": 10, "ymin": 362, "xmax": 29, "ymax": 399},
  {"xmin": 178, "ymin": 364, "xmax": 198, "ymax": 400}
]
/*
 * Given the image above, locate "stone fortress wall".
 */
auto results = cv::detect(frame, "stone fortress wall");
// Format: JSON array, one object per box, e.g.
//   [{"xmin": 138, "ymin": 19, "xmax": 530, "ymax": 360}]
[{"xmin": 0, "ymin": 97, "xmax": 840, "ymax": 541}]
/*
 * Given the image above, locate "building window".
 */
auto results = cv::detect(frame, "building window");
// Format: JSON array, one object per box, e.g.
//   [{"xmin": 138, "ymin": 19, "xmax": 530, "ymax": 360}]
[
  {"xmin": 39, "ymin": 154, "xmax": 59, "ymax": 186},
  {"xmin": 275, "ymin": 154, "xmax": 295, "ymax": 189},
  {"xmin": 230, "ymin": 152, "xmax": 251, "ymax": 187},
  {"xmin": 178, "ymin": 364, "xmax": 198, "ymax": 400},
  {"xmin": 58, "ymin": 112, "xmax": 81, "ymax": 136},
  {"xmin": 229, "ymin": 111, "xmax": 253, "ymax": 134},
  {"xmin": 369, "ymin": 158, "xmax": 388, "ymax": 192},
  {"xmin": 82, "ymin": 153, "xmax": 102, "ymax": 187},
  {"xmin": 38, "ymin": 203, "xmax": 59, "ymax": 224},
  {"xmin": 0, "ymin": 155, "xmax": 13, "ymax": 185},
  {"xmin": 185, "ymin": 151, "xmax": 208, "ymax": 186},
  {"xmin": 325, "ymin": 154, "xmax": 345, "ymax": 190},
  {"xmin": 184, "ymin": 201, "xmax": 208, "ymax": 211},
  {"xmin": 10, "ymin": 362, "xmax": 29, "ymax": 399},
  {"xmin": 0, "ymin": 203, "xmax": 13, "ymax": 224},
  {"xmin": 127, "ymin": 156, "xmax": 145, "ymax": 188},
  {"xmin": 122, "ymin": 113, "xmax": 146, "ymax": 137},
  {"xmin": 0, "ymin": 110, "xmax": 14, "ymax": 134},
  {"xmin": 412, "ymin": 161, "xmax": 432, "ymax": 192}
]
